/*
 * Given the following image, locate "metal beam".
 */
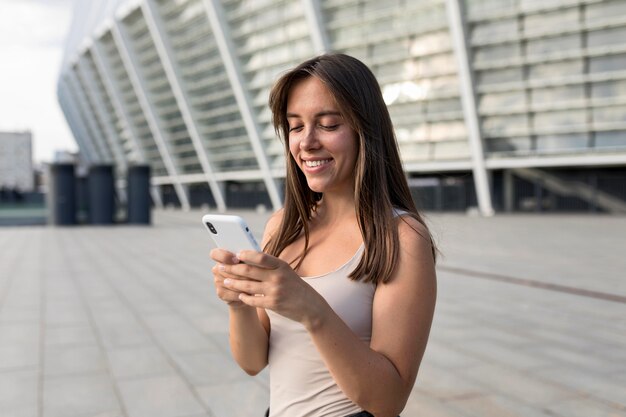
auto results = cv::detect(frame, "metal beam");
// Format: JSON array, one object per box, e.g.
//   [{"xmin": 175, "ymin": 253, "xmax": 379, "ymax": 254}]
[
  {"xmin": 445, "ymin": 0, "xmax": 494, "ymax": 216},
  {"xmin": 67, "ymin": 70, "xmax": 114, "ymax": 164},
  {"xmin": 91, "ymin": 40, "xmax": 146, "ymax": 165},
  {"xmin": 486, "ymin": 153, "xmax": 626, "ymax": 169},
  {"xmin": 76, "ymin": 55, "xmax": 128, "ymax": 172},
  {"xmin": 77, "ymin": 57, "xmax": 128, "ymax": 203},
  {"xmin": 201, "ymin": 0, "xmax": 283, "ymax": 211},
  {"xmin": 90, "ymin": 39, "xmax": 164, "ymax": 209},
  {"xmin": 142, "ymin": 0, "xmax": 226, "ymax": 212},
  {"xmin": 111, "ymin": 18, "xmax": 190, "ymax": 210},
  {"xmin": 58, "ymin": 87, "xmax": 95, "ymax": 164},
  {"xmin": 301, "ymin": 0, "xmax": 330, "ymax": 54},
  {"xmin": 63, "ymin": 75, "xmax": 105, "ymax": 163}
]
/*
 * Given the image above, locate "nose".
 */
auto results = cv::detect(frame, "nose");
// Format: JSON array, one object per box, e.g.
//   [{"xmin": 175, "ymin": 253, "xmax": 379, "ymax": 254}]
[{"xmin": 299, "ymin": 126, "xmax": 320, "ymax": 150}]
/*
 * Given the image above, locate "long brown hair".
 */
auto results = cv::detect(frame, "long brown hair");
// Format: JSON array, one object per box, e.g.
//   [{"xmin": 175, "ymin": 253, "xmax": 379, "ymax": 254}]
[{"xmin": 266, "ymin": 53, "xmax": 436, "ymax": 284}]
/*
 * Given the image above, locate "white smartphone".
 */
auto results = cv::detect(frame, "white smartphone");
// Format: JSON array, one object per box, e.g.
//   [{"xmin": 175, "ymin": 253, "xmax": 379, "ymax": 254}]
[{"xmin": 202, "ymin": 214, "xmax": 261, "ymax": 253}]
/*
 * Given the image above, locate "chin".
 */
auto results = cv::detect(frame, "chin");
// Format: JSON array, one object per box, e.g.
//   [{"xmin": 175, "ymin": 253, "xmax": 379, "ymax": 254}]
[{"xmin": 305, "ymin": 180, "xmax": 327, "ymax": 193}]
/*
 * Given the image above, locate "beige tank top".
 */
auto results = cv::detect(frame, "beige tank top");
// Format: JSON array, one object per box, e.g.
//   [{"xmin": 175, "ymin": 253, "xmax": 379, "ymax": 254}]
[{"xmin": 266, "ymin": 243, "xmax": 373, "ymax": 417}]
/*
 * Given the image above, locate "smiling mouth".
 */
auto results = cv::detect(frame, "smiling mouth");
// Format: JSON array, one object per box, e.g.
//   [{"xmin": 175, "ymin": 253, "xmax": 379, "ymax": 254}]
[{"xmin": 304, "ymin": 159, "xmax": 332, "ymax": 168}]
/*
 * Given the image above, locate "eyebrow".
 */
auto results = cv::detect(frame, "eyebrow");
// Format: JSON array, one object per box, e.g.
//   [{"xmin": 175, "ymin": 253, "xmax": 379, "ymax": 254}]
[{"xmin": 286, "ymin": 111, "xmax": 342, "ymax": 119}]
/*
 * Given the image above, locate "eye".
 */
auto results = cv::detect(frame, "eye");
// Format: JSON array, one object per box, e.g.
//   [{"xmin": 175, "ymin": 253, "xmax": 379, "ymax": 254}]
[
  {"xmin": 320, "ymin": 124, "xmax": 339, "ymax": 131},
  {"xmin": 288, "ymin": 125, "xmax": 303, "ymax": 132}
]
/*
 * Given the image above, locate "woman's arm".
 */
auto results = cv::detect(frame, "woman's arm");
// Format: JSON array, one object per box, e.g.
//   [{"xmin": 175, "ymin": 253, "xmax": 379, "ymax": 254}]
[
  {"xmin": 210, "ymin": 210, "xmax": 282, "ymax": 375},
  {"xmin": 225, "ymin": 216, "xmax": 436, "ymax": 415}
]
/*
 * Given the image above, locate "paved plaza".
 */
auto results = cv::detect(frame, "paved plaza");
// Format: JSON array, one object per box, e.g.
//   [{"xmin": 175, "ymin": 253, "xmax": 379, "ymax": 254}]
[{"xmin": 0, "ymin": 209, "xmax": 625, "ymax": 417}]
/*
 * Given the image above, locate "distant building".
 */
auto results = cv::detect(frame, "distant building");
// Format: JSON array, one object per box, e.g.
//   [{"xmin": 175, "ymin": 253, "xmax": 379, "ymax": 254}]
[
  {"xmin": 58, "ymin": 0, "xmax": 626, "ymax": 214},
  {"xmin": 0, "ymin": 131, "xmax": 34, "ymax": 192}
]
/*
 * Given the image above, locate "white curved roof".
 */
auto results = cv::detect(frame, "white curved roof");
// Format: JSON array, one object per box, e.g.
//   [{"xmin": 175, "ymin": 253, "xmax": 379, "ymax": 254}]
[{"xmin": 61, "ymin": 0, "xmax": 131, "ymax": 72}]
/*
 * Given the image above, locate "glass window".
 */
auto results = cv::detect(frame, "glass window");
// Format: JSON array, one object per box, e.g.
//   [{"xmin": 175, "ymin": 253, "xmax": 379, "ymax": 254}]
[
  {"xmin": 485, "ymin": 137, "xmax": 532, "ymax": 153},
  {"xmin": 524, "ymin": 8, "xmax": 579, "ymax": 35},
  {"xmin": 590, "ymin": 54, "xmax": 626, "ymax": 74},
  {"xmin": 470, "ymin": 18, "xmax": 517, "ymax": 44},
  {"xmin": 528, "ymin": 59, "xmax": 583, "ymax": 80},
  {"xmin": 396, "ymin": 123, "xmax": 429, "ymax": 142},
  {"xmin": 427, "ymin": 98, "xmax": 462, "ymax": 115},
  {"xmin": 429, "ymin": 122, "xmax": 466, "ymax": 141},
  {"xmin": 588, "ymin": 27, "xmax": 626, "ymax": 49},
  {"xmin": 477, "ymin": 67, "xmax": 523, "ymax": 85},
  {"xmin": 482, "ymin": 115, "xmax": 529, "ymax": 136},
  {"xmin": 595, "ymin": 131, "xmax": 626, "ymax": 148},
  {"xmin": 474, "ymin": 42, "xmax": 521, "ymax": 64},
  {"xmin": 465, "ymin": 0, "xmax": 515, "ymax": 18},
  {"xmin": 586, "ymin": 0, "xmax": 626, "ymax": 24},
  {"xmin": 479, "ymin": 91, "xmax": 526, "ymax": 112},
  {"xmin": 534, "ymin": 110, "xmax": 587, "ymax": 128},
  {"xmin": 592, "ymin": 80, "xmax": 626, "ymax": 99},
  {"xmin": 399, "ymin": 142, "xmax": 431, "ymax": 162},
  {"xmin": 419, "ymin": 54, "xmax": 456, "ymax": 77},
  {"xmin": 519, "ymin": 0, "xmax": 569, "ymax": 12},
  {"xmin": 526, "ymin": 34, "xmax": 581, "ymax": 57},
  {"xmin": 330, "ymin": 25, "xmax": 364, "ymax": 45},
  {"xmin": 414, "ymin": 5, "xmax": 446, "ymax": 28},
  {"xmin": 593, "ymin": 106, "xmax": 626, "ymax": 124},
  {"xmin": 430, "ymin": 75, "xmax": 460, "ymax": 95},
  {"xmin": 531, "ymin": 85, "xmax": 585, "ymax": 106},
  {"xmin": 535, "ymin": 134, "xmax": 590, "ymax": 152},
  {"xmin": 432, "ymin": 140, "xmax": 470, "ymax": 160},
  {"xmin": 410, "ymin": 31, "xmax": 451, "ymax": 56}
]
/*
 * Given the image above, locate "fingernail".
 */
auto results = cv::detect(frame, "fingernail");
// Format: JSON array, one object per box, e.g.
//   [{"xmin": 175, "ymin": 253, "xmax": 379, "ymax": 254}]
[
  {"xmin": 232, "ymin": 256, "xmax": 239, "ymax": 263},
  {"xmin": 218, "ymin": 264, "xmax": 225, "ymax": 271},
  {"xmin": 238, "ymin": 293, "xmax": 245, "ymax": 300},
  {"xmin": 223, "ymin": 278, "xmax": 231, "ymax": 286}
]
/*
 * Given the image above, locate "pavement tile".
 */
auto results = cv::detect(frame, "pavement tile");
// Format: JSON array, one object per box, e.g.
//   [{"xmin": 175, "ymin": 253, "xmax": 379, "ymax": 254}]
[
  {"xmin": 116, "ymin": 375, "xmax": 206, "ymax": 417},
  {"xmin": 196, "ymin": 379, "xmax": 269, "ymax": 417},
  {"xmin": 545, "ymin": 397, "xmax": 626, "ymax": 417},
  {"xmin": 0, "ymin": 343, "xmax": 39, "ymax": 371},
  {"xmin": 43, "ymin": 372, "xmax": 122, "ymax": 417},
  {"xmin": 532, "ymin": 366, "xmax": 626, "ymax": 407},
  {"xmin": 44, "ymin": 344, "xmax": 107, "ymax": 377},
  {"xmin": 1, "ymin": 211, "xmax": 625, "ymax": 417},
  {"xmin": 107, "ymin": 346, "xmax": 175, "ymax": 380},
  {"xmin": 455, "ymin": 361, "xmax": 579, "ymax": 406},
  {"xmin": 97, "ymin": 323, "xmax": 153, "ymax": 350},
  {"xmin": 0, "ymin": 368, "xmax": 38, "ymax": 417},
  {"xmin": 170, "ymin": 350, "xmax": 250, "ymax": 387},
  {"xmin": 444, "ymin": 393, "xmax": 561, "ymax": 417},
  {"xmin": 44, "ymin": 324, "xmax": 97, "ymax": 347}
]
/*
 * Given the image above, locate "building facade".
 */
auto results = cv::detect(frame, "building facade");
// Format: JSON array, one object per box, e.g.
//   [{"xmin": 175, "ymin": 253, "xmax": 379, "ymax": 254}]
[
  {"xmin": 58, "ymin": 0, "xmax": 626, "ymax": 214},
  {"xmin": 0, "ymin": 131, "xmax": 34, "ymax": 192}
]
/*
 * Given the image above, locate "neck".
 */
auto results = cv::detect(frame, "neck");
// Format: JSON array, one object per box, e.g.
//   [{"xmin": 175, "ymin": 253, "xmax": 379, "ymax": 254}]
[{"xmin": 314, "ymin": 189, "xmax": 357, "ymax": 225}]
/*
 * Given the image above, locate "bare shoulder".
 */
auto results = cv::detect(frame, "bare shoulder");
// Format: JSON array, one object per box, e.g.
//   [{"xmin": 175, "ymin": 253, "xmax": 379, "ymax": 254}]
[
  {"xmin": 396, "ymin": 215, "xmax": 434, "ymax": 258},
  {"xmin": 376, "ymin": 214, "xmax": 436, "ymax": 291},
  {"xmin": 261, "ymin": 208, "xmax": 285, "ymax": 245}
]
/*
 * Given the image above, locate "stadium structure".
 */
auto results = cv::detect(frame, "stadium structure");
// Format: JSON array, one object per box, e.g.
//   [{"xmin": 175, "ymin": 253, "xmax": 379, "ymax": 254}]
[{"xmin": 58, "ymin": 0, "xmax": 626, "ymax": 215}]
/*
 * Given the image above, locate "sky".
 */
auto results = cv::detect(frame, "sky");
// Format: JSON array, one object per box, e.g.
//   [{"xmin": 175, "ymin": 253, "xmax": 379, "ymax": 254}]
[{"xmin": 0, "ymin": 0, "xmax": 77, "ymax": 164}]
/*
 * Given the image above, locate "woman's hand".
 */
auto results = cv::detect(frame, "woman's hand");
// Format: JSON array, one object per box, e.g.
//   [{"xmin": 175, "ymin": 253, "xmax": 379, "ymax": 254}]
[
  {"xmin": 219, "ymin": 250, "xmax": 327, "ymax": 328},
  {"xmin": 211, "ymin": 248, "xmax": 249, "ymax": 308}
]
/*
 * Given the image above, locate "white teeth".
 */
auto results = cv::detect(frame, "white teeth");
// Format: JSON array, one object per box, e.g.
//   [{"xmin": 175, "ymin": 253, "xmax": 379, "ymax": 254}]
[{"xmin": 304, "ymin": 159, "xmax": 331, "ymax": 167}]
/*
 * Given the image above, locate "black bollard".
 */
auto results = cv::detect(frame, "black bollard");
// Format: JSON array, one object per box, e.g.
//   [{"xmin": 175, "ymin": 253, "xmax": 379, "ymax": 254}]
[
  {"xmin": 48, "ymin": 163, "xmax": 76, "ymax": 225},
  {"xmin": 127, "ymin": 164, "xmax": 151, "ymax": 224},
  {"xmin": 88, "ymin": 164, "xmax": 115, "ymax": 225}
]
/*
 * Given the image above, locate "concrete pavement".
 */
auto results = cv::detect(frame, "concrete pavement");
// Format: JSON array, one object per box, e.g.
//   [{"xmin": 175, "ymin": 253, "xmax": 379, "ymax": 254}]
[{"xmin": 0, "ymin": 209, "xmax": 625, "ymax": 417}]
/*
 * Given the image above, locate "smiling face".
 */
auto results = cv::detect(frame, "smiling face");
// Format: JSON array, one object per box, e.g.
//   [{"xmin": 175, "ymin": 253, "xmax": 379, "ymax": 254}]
[{"xmin": 286, "ymin": 76, "xmax": 359, "ymax": 196}]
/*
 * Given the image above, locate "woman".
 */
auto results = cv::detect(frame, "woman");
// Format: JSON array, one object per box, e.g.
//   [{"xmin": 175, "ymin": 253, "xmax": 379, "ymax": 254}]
[{"xmin": 211, "ymin": 53, "xmax": 437, "ymax": 417}]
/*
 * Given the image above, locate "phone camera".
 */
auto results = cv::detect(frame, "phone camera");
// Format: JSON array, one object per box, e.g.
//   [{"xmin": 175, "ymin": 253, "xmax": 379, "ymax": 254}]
[{"xmin": 206, "ymin": 222, "xmax": 217, "ymax": 234}]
